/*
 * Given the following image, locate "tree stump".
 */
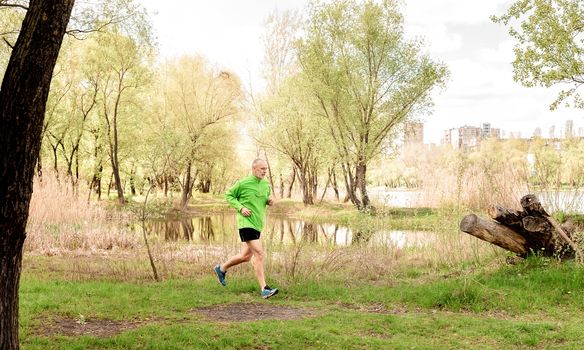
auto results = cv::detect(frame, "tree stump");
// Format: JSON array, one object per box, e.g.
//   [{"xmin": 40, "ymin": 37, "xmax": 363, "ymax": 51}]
[{"xmin": 459, "ymin": 194, "xmax": 580, "ymax": 259}]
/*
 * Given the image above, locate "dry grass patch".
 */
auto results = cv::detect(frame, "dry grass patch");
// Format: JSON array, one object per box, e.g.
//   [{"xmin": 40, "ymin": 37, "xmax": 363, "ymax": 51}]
[
  {"xmin": 31, "ymin": 315, "xmax": 148, "ymax": 338},
  {"xmin": 193, "ymin": 303, "xmax": 318, "ymax": 322}
]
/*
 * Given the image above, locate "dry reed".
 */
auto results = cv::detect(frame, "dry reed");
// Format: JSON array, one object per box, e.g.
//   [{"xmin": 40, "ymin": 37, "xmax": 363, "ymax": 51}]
[
  {"xmin": 26, "ymin": 175, "xmax": 139, "ymax": 254},
  {"xmin": 416, "ymin": 141, "xmax": 529, "ymax": 211}
]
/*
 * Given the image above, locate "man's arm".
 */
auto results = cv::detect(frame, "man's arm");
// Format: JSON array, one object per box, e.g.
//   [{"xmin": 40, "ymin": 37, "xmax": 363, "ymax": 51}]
[{"xmin": 225, "ymin": 181, "xmax": 244, "ymax": 212}]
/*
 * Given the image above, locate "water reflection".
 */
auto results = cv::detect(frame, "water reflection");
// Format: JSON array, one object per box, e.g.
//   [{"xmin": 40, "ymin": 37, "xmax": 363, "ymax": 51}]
[{"xmin": 145, "ymin": 214, "xmax": 435, "ymax": 248}]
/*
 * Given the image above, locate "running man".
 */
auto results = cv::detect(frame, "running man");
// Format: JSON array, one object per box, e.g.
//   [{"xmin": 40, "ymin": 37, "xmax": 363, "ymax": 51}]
[{"xmin": 214, "ymin": 158, "xmax": 278, "ymax": 299}]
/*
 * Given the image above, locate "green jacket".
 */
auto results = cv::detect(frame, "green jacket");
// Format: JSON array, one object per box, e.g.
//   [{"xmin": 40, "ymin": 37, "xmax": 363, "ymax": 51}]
[{"xmin": 225, "ymin": 175, "xmax": 271, "ymax": 231}]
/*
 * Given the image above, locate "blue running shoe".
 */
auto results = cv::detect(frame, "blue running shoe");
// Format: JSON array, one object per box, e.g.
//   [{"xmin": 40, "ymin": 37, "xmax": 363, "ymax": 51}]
[
  {"xmin": 261, "ymin": 285, "xmax": 278, "ymax": 299},
  {"xmin": 214, "ymin": 265, "xmax": 226, "ymax": 286}
]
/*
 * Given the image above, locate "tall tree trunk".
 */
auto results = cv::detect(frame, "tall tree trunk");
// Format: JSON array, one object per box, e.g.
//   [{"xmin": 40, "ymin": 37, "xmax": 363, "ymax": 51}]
[
  {"xmin": 279, "ymin": 173, "xmax": 285, "ymax": 198},
  {"xmin": 331, "ymin": 167, "xmax": 340, "ymax": 201},
  {"xmin": 310, "ymin": 168, "xmax": 318, "ymax": 202},
  {"xmin": 296, "ymin": 165, "xmax": 314, "ymax": 205},
  {"xmin": 319, "ymin": 169, "xmax": 332, "ymax": 203},
  {"xmin": 0, "ymin": 2, "xmax": 75, "ymax": 349},
  {"xmin": 111, "ymin": 156, "xmax": 125, "ymax": 203},
  {"xmin": 180, "ymin": 161, "xmax": 195, "ymax": 208},
  {"xmin": 164, "ymin": 175, "xmax": 169, "ymax": 197},
  {"xmin": 287, "ymin": 167, "xmax": 296, "ymax": 198},
  {"xmin": 90, "ymin": 162, "xmax": 103, "ymax": 200},
  {"xmin": 73, "ymin": 148, "xmax": 79, "ymax": 194},
  {"xmin": 355, "ymin": 162, "xmax": 370, "ymax": 210},
  {"xmin": 107, "ymin": 172, "xmax": 113, "ymax": 198},
  {"xmin": 129, "ymin": 165, "xmax": 137, "ymax": 196},
  {"xmin": 341, "ymin": 162, "xmax": 360, "ymax": 207},
  {"xmin": 51, "ymin": 144, "xmax": 59, "ymax": 175}
]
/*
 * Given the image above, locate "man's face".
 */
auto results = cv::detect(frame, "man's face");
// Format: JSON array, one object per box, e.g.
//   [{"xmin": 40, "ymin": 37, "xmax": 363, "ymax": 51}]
[{"xmin": 252, "ymin": 161, "xmax": 268, "ymax": 179}]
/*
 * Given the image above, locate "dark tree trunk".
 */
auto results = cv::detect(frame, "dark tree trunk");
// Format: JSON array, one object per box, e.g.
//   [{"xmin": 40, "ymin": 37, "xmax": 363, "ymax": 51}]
[
  {"xmin": 51, "ymin": 143, "xmax": 59, "ymax": 175},
  {"xmin": 180, "ymin": 161, "xmax": 196, "ymax": 209},
  {"xmin": 164, "ymin": 175, "xmax": 169, "ymax": 197},
  {"xmin": 0, "ymin": 2, "xmax": 75, "ymax": 349},
  {"xmin": 296, "ymin": 164, "xmax": 314, "ymax": 205},
  {"xmin": 111, "ymin": 156, "xmax": 124, "ymax": 203},
  {"xmin": 199, "ymin": 179, "xmax": 211, "ymax": 193},
  {"xmin": 331, "ymin": 167, "xmax": 340, "ymax": 201},
  {"xmin": 341, "ymin": 162, "xmax": 359, "ymax": 206},
  {"xmin": 129, "ymin": 165, "xmax": 137, "ymax": 196},
  {"xmin": 355, "ymin": 162, "xmax": 370, "ymax": 210},
  {"xmin": 107, "ymin": 172, "xmax": 113, "ymax": 198},
  {"xmin": 90, "ymin": 162, "xmax": 103, "ymax": 200}
]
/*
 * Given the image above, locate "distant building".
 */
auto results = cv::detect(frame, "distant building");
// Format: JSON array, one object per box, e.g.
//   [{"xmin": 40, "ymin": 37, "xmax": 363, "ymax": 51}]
[
  {"xmin": 481, "ymin": 123, "xmax": 491, "ymax": 138},
  {"xmin": 549, "ymin": 125, "xmax": 556, "ymax": 139},
  {"xmin": 442, "ymin": 129, "xmax": 451, "ymax": 146},
  {"xmin": 579, "ymin": 127, "xmax": 584, "ymax": 137},
  {"xmin": 442, "ymin": 123, "xmax": 501, "ymax": 150},
  {"xmin": 565, "ymin": 119, "xmax": 574, "ymax": 138},
  {"xmin": 404, "ymin": 122, "xmax": 424, "ymax": 145},
  {"xmin": 492, "ymin": 128, "xmax": 501, "ymax": 138},
  {"xmin": 533, "ymin": 127, "xmax": 542, "ymax": 138},
  {"xmin": 459, "ymin": 125, "xmax": 481, "ymax": 149}
]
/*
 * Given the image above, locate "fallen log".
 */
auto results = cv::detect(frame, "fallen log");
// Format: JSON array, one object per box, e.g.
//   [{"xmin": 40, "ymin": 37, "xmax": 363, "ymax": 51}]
[
  {"xmin": 459, "ymin": 214, "xmax": 528, "ymax": 255},
  {"xmin": 460, "ymin": 194, "xmax": 580, "ymax": 259}
]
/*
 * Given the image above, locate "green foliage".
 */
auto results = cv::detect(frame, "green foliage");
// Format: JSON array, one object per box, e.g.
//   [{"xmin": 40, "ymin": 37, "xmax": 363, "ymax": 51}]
[
  {"xmin": 492, "ymin": 0, "xmax": 584, "ymax": 109},
  {"xmin": 0, "ymin": 7, "xmax": 24, "ymax": 76},
  {"xmin": 259, "ymin": 73, "xmax": 335, "ymax": 204},
  {"xmin": 145, "ymin": 55, "xmax": 243, "ymax": 200},
  {"xmin": 529, "ymin": 138, "xmax": 584, "ymax": 211}
]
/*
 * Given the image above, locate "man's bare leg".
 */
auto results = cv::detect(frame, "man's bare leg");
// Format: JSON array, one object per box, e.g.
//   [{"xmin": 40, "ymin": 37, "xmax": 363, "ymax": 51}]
[
  {"xmin": 220, "ymin": 243, "xmax": 252, "ymax": 272},
  {"xmin": 246, "ymin": 239, "xmax": 267, "ymax": 289}
]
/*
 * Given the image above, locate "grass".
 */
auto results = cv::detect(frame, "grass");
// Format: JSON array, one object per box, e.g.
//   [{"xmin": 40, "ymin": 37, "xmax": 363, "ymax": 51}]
[{"xmin": 19, "ymin": 255, "xmax": 584, "ymax": 349}]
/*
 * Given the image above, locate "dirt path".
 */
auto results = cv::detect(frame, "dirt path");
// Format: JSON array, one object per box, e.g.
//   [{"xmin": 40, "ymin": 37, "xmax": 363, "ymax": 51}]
[{"xmin": 32, "ymin": 303, "xmax": 317, "ymax": 337}]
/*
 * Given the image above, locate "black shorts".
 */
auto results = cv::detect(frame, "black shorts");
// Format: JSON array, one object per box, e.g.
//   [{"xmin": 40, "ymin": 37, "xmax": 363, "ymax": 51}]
[{"xmin": 239, "ymin": 227, "xmax": 261, "ymax": 242}]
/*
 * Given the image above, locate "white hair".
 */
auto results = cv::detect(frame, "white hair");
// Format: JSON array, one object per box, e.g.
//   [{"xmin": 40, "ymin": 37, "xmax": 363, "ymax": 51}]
[{"xmin": 252, "ymin": 158, "xmax": 266, "ymax": 167}]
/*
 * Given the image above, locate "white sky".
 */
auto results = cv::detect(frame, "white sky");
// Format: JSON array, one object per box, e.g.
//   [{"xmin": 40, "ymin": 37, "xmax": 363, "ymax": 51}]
[{"xmin": 138, "ymin": 0, "xmax": 584, "ymax": 144}]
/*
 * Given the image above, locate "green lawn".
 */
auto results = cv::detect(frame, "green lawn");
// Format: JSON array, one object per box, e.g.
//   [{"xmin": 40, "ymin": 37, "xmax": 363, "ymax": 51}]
[{"xmin": 20, "ymin": 256, "xmax": 584, "ymax": 349}]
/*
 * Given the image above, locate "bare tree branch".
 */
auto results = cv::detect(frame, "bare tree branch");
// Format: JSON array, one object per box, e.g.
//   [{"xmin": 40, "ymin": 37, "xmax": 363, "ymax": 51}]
[
  {"xmin": 2, "ymin": 37, "xmax": 13, "ymax": 49},
  {"xmin": 0, "ymin": 3, "xmax": 28, "ymax": 11}
]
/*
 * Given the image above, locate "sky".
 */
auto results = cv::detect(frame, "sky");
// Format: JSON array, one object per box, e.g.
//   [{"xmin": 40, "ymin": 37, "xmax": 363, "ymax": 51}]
[{"xmin": 138, "ymin": 0, "xmax": 583, "ymax": 144}]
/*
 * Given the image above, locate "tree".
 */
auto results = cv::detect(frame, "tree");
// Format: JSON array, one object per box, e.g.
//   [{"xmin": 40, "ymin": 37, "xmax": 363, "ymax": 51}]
[
  {"xmin": 0, "ymin": 2, "xmax": 75, "ymax": 349},
  {"xmin": 258, "ymin": 10, "xmax": 331, "ymax": 204},
  {"xmin": 262, "ymin": 9, "xmax": 302, "ymax": 95},
  {"xmin": 297, "ymin": 0, "xmax": 448, "ymax": 210},
  {"xmin": 492, "ymin": 0, "xmax": 584, "ymax": 109},
  {"xmin": 42, "ymin": 38, "xmax": 99, "ymax": 189},
  {"xmin": 0, "ymin": 4, "xmax": 25, "ymax": 76},
  {"xmin": 87, "ymin": 27, "xmax": 152, "ymax": 203},
  {"xmin": 156, "ymin": 56, "xmax": 242, "ymax": 208},
  {"xmin": 260, "ymin": 74, "xmax": 332, "ymax": 205}
]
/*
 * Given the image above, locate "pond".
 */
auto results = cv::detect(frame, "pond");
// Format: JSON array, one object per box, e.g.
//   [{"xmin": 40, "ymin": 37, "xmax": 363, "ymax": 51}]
[
  {"xmin": 372, "ymin": 188, "xmax": 584, "ymax": 212},
  {"xmin": 144, "ymin": 214, "xmax": 435, "ymax": 248}
]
